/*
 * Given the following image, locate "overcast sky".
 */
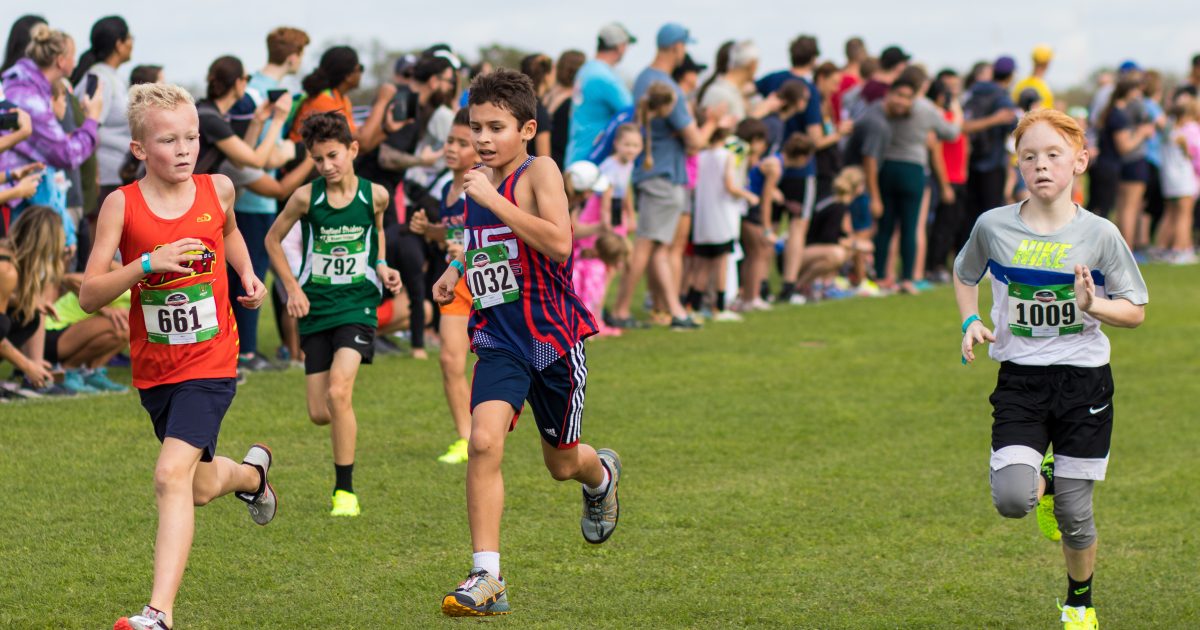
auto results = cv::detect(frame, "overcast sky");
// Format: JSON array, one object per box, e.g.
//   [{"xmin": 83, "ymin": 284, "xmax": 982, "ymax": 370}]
[{"xmin": 8, "ymin": 0, "xmax": 1200, "ymax": 92}]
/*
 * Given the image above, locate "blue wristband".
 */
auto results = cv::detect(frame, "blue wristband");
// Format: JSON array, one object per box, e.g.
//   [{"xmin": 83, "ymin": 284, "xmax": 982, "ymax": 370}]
[
  {"xmin": 450, "ymin": 259, "xmax": 465, "ymax": 275},
  {"xmin": 375, "ymin": 259, "xmax": 388, "ymax": 267},
  {"xmin": 961, "ymin": 314, "xmax": 981, "ymax": 334},
  {"xmin": 140, "ymin": 252, "xmax": 152, "ymax": 274}
]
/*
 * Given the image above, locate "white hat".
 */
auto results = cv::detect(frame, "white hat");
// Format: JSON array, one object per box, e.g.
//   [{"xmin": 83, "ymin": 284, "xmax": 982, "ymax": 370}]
[{"xmin": 565, "ymin": 161, "xmax": 611, "ymax": 193}]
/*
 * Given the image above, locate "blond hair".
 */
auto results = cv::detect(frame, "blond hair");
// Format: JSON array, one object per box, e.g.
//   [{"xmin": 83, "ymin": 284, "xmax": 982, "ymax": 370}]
[
  {"xmin": 1014, "ymin": 109, "xmax": 1086, "ymax": 151},
  {"xmin": 25, "ymin": 24, "xmax": 71, "ymax": 69},
  {"xmin": 127, "ymin": 82, "xmax": 196, "ymax": 140},
  {"xmin": 2, "ymin": 206, "xmax": 65, "ymax": 322},
  {"xmin": 833, "ymin": 166, "xmax": 865, "ymax": 200}
]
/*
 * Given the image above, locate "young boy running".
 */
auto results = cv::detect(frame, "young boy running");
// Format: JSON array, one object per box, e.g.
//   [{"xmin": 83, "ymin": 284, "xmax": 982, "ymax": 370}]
[
  {"xmin": 79, "ymin": 83, "xmax": 277, "ymax": 630},
  {"xmin": 410, "ymin": 107, "xmax": 476, "ymax": 465},
  {"xmin": 265, "ymin": 112, "xmax": 402, "ymax": 517},
  {"xmin": 431, "ymin": 69, "xmax": 621, "ymax": 616},
  {"xmin": 955, "ymin": 109, "xmax": 1147, "ymax": 630}
]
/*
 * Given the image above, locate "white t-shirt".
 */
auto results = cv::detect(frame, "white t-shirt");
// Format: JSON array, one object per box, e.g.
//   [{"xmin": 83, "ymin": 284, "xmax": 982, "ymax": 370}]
[
  {"xmin": 598, "ymin": 155, "xmax": 634, "ymax": 200},
  {"xmin": 77, "ymin": 63, "xmax": 130, "ymax": 187},
  {"xmin": 693, "ymin": 146, "xmax": 745, "ymax": 245}
]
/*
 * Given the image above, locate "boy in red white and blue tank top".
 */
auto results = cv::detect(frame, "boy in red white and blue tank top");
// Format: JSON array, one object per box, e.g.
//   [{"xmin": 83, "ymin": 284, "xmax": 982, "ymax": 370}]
[{"xmin": 431, "ymin": 69, "xmax": 621, "ymax": 617}]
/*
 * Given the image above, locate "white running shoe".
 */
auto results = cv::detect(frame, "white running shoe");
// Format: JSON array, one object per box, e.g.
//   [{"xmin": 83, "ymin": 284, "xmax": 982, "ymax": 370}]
[{"xmin": 236, "ymin": 443, "xmax": 277, "ymax": 526}]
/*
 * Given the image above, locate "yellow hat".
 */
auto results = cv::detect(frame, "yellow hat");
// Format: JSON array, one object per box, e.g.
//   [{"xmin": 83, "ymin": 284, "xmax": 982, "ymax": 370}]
[{"xmin": 1032, "ymin": 45, "xmax": 1053, "ymax": 65}]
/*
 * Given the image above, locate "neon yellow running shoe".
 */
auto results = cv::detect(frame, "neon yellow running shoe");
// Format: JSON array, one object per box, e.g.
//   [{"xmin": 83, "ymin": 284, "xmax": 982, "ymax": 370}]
[
  {"xmin": 1037, "ymin": 452, "xmax": 1061, "ymax": 542},
  {"xmin": 437, "ymin": 438, "xmax": 469, "ymax": 464},
  {"xmin": 1059, "ymin": 603, "xmax": 1098, "ymax": 630},
  {"xmin": 330, "ymin": 490, "xmax": 361, "ymax": 517}
]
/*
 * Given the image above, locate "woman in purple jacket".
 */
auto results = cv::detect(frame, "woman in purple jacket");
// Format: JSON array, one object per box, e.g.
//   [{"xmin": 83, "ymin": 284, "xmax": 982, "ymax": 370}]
[{"xmin": 0, "ymin": 24, "xmax": 103, "ymax": 212}]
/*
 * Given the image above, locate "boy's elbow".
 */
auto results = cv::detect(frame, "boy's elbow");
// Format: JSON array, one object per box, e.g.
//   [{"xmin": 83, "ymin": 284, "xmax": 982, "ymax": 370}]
[{"xmin": 78, "ymin": 292, "xmax": 99, "ymax": 314}]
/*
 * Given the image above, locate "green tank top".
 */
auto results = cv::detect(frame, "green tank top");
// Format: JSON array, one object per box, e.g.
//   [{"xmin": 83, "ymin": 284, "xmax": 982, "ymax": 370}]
[{"xmin": 297, "ymin": 176, "xmax": 381, "ymax": 335}]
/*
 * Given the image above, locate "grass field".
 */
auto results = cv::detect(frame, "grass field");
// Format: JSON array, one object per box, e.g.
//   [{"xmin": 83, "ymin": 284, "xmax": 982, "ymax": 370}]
[{"xmin": 2, "ymin": 265, "xmax": 1199, "ymax": 628}]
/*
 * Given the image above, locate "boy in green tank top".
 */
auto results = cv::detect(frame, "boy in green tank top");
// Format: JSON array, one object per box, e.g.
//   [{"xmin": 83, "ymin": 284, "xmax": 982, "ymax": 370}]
[{"xmin": 266, "ymin": 113, "xmax": 402, "ymax": 517}]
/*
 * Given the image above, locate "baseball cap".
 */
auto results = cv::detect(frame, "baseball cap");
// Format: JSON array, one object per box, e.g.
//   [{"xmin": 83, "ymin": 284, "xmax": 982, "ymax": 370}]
[
  {"xmin": 993, "ymin": 55, "xmax": 1017, "ymax": 76},
  {"xmin": 1032, "ymin": 45, "xmax": 1053, "ymax": 65},
  {"xmin": 656, "ymin": 23, "xmax": 695, "ymax": 49},
  {"xmin": 393, "ymin": 54, "xmax": 417, "ymax": 77},
  {"xmin": 598, "ymin": 22, "xmax": 636, "ymax": 48},
  {"xmin": 879, "ymin": 46, "xmax": 910, "ymax": 70},
  {"xmin": 1118, "ymin": 60, "xmax": 1141, "ymax": 74},
  {"xmin": 674, "ymin": 53, "xmax": 708, "ymax": 78}
]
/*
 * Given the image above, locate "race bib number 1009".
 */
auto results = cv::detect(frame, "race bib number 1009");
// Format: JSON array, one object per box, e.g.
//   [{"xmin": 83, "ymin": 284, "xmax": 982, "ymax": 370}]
[
  {"xmin": 465, "ymin": 244, "xmax": 520, "ymax": 309},
  {"xmin": 1007, "ymin": 281, "xmax": 1083, "ymax": 338}
]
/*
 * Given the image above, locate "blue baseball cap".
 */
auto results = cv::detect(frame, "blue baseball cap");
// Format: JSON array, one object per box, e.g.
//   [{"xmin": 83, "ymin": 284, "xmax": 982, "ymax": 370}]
[
  {"xmin": 1118, "ymin": 60, "xmax": 1140, "ymax": 73},
  {"xmin": 656, "ymin": 23, "xmax": 695, "ymax": 49}
]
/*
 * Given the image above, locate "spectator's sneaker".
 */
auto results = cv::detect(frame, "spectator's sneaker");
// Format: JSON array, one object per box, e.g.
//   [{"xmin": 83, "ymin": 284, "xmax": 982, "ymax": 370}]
[
  {"xmin": 62, "ymin": 370, "xmax": 100, "ymax": 394},
  {"xmin": 713, "ymin": 310, "xmax": 743, "ymax": 322},
  {"xmin": 581, "ymin": 448, "xmax": 621, "ymax": 544},
  {"xmin": 374, "ymin": 335, "xmax": 402, "ymax": 355},
  {"xmin": 787, "ymin": 293, "xmax": 809, "ymax": 305},
  {"xmin": 669, "ymin": 316, "xmax": 701, "ymax": 331},
  {"xmin": 610, "ymin": 316, "xmax": 649, "ymax": 330},
  {"xmin": 107, "ymin": 353, "xmax": 131, "ymax": 368},
  {"xmin": 1059, "ymin": 603, "xmax": 1098, "ymax": 630},
  {"xmin": 749, "ymin": 298, "xmax": 773, "ymax": 311},
  {"xmin": 1037, "ymin": 453, "xmax": 1061, "ymax": 542},
  {"xmin": 235, "ymin": 369, "xmax": 247, "ymax": 385},
  {"xmin": 441, "ymin": 569, "xmax": 510, "ymax": 616},
  {"xmin": 437, "ymin": 438, "xmax": 469, "ymax": 464},
  {"xmin": 330, "ymin": 489, "xmax": 361, "ymax": 517},
  {"xmin": 26, "ymin": 378, "xmax": 76, "ymax": 397},
  {"xmin": 236, "ymin": 443, "xmax": 277, "ymax": 526},
  {"xmin": 238, "ymin": 353, "xmax": 279, "ymax": 372},
  {"xmin": 85, "ymin": 367, "xmax": 128, "ymax": 392},
  {"xmin": 1, "ymin": 380, "xmax": 42, "ymax": 399},
  {"xmin": 114, "ymin": 605, "xmax": 170, "ymax": 630}
]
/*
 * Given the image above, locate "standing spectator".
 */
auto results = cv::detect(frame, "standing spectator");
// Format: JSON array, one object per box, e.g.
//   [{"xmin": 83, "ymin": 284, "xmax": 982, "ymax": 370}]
[
  {"xmin": 700, "ymin": 40, "xmax": 755, "ymax": 121},
  {"xmin": 2, "ymin": 15, "xmax": 45, "ymax": 73},
  {"xmin": 1012, "ymin": 45, "xmax": 1054, "ymax": 110},
  {"xmin": 290, "ymin": 45, "xmax": 363, "ymax": 143},
  {"xmin": 926, "ymin": 69, "xmax": 969, "ymax": 281},
  {"xmin": 223, "ymin": 26, "xmax": 312, "ymax": 371},
  {"xmin": 873, "ymin": 67, "xmax": 960, "ymax": 294},
  {"xmin": 566, "ymin": 23, "xmax": 636, "ymax": 166},
  {"xmin": 0, "ymin": 24, "xmax": 102, "ymax": 227},
  {"xmin": 1156, "ymin": 100, "xmax": 1199, "ymax": 263},
  {"xmin": 814, "ymin": 61, "xmax": 852, "ymax": 200},
  {"xmin": 849, "ymin": 45, "xmax": 909, "ymax": 116},
  {"xmin": 194, "ymin": 55, "xmax": 292, "ymax": 176},
  {"xmin": 545, "ymin": 49, "xmax": 585, "ymax": 168},
  {"xmin": 1098, "ymin": 76, "xmax": 1156, "ymax": 248},
  {"xmin": 1140, "ymin": 70, "xmax": 1167, "ymax": 251},
  {"xmin": 832, "ymin": 37, "xmax": 867, "ymax": 124},
  {"xmin": 519, "ymin": 53, "xmax": 553, "ymax": 157},
  {"xmin": 70, "ymin": 16, "xmax": 133, "ymax": 214},
  {"xmin": 611, "ymin": 23, "xmax": 721, "ymax": 330},
  {"xmin": 960, "ymin": 56, "xmax": 1018, "ymax": 241},
  {"xmin": 756, "ymin": 35, "xmax": 827, "ymax": 303}
]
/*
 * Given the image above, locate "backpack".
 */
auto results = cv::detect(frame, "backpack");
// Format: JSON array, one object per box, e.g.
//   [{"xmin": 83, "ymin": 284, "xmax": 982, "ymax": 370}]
[{"xmin": 962, "ymin": 86, "xmax": 1001, "ymax": 158}]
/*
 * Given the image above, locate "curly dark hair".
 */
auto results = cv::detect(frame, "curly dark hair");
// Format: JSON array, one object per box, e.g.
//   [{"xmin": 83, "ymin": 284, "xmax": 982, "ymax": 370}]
[
  {"xmin": 468, "ymin": 68, "xmax": 536, "ymax": 126},
  {"xmin": 300, "ymin": 111, "xmax": 353, "ymax": 149}
]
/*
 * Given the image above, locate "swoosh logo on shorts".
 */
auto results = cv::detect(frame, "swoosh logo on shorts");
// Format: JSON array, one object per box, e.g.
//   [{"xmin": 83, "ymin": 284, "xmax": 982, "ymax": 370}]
[
  {"xmin": 1089, "ymin": 404, "xmax": 1110, "ymax": 415},
  {"xmin": 354, "ymin": 335, "xmax": 370, "ymax": 345}
]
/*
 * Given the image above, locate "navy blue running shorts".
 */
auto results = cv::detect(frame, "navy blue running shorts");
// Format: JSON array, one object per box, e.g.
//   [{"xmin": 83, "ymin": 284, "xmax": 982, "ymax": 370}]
[
  {"xmin": 139, "ymin": 378, "xmax": 237, "ymax": 462},
  {"xmin": 471, "ymin": 342, "xmax": 588, "ymax": 449}
]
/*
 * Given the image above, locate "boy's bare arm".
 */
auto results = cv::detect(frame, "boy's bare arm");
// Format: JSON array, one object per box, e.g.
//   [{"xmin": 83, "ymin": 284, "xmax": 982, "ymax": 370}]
[{"xmin": 464, "ymin": 158, "xmax": 573, "ymax": 262}]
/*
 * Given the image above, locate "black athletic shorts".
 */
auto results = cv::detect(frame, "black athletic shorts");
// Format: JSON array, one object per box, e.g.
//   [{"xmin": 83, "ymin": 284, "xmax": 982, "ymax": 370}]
[
  {"xmin": 139, "ymin": 378, "xmax": 237, "ymax": 462},
  {"xmin": 470, "ymin": 342, "xmax": 587, "ymax": 449},
  {"xmin": 301, "ymin": 323, "xmax": 375, "ymax": 375},
  {"xmin": 693, "ymin": 241, "xmax": 734, "ymax": 258},
  {"xmin": 44, "ymin": 327, "xmax": 65, "ymax": 365},
  {"xmin": 990, "ymin": 362, "xmax": 1114, "ymax": 464}
]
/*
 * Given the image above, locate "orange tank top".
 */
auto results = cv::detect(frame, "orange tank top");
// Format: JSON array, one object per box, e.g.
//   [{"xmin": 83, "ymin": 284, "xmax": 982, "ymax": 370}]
[{"xmin": 118, "ymin": 174, "xmax": 238, "ymax": 389}]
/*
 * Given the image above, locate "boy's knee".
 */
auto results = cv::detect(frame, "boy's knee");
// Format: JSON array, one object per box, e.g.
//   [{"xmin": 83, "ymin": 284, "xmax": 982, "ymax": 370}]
[
  {"xmin": 1054, "ymin": 478, "xmax": 1097, "ymax": 549},
  {"xmin": 468, "ymin": 431, "xmax": 502, "ymax": 460},
  {"xmin": 153, "ymin": 460, "xmax": 193, "ymax": 495},
  {"xmin": 990, "ymin": 464, "xmax": 1038, "ymax": 519},
  {"xmin": 326, "ymin": 380, "xmax": 353, "ymax": 409}
]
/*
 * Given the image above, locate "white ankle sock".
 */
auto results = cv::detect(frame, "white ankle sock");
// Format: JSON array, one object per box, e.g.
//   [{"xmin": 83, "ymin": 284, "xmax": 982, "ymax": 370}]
[
  {"xmin": 584, "ymin": 465, "xmax": 611, "ymax": 497},
  {"xmin": 472, "ymin": 551, "xmax": 500, "ymax": 577}
]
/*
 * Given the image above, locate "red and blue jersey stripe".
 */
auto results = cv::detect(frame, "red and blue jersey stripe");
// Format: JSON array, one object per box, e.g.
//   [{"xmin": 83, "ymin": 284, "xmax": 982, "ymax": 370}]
[{"xmin": 465, "ymin": 156, "xmax": 598, "ymax": 370}]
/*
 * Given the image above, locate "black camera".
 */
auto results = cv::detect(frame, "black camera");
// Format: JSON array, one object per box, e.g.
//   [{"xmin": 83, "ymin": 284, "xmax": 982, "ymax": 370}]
[
  {"xmin": 391, "ymin": 86, "xmax": 420, "ymax": 122},
  {"xmin": 0, "ymin": 111, "xmax": 19, "ymax": 131}
]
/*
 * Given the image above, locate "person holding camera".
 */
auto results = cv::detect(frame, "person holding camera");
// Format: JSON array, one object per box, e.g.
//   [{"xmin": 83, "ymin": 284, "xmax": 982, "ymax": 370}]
[
  {"xmin": 0, "ymin": 24, "xmax": 103, "ymax": 229},
  {"xmin": 70, "ymin": 16, "xmax": 133, "ymax": 212}
]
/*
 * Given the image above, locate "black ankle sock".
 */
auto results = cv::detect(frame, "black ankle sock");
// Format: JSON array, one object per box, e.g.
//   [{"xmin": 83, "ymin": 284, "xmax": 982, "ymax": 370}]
[
  {"xmin": 1066, "ymin": 574, "xmax": 1093, "ymax": 608},
  {"xmin": 685, "ymin": 289, "xmax": 704, "ymax": 311},
  {"xmin": 759, "ymin": 280, "xmax": 771, "ymax": 301},
  {"xmin": 334, "ymin": 463, "xmax": 354, "ymax": 494},
  {"xmin": 715, "ymin": 292, "xmax": 726, "ymax": 312},
  {"xmin": 251, "ymin": 464, "xmax": 266, "ymax": 496},
  {"xmin": 779, "ymin": 282, "xmax": 796, "ymax": 299}
]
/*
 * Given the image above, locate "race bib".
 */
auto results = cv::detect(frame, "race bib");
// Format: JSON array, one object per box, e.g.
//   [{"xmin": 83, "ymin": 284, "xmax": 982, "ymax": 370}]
[
  {"xmin": 312, "ymin": 240, "xmax": 368, "ymax": 285},
  {"xmin": 447, "ymin": 226, "xmax": 465, "ymax": 248},
  {"xmin": 465, "ymin": 244, "xmax": 520, "ymax": 309},
  {"xmin": 140, "ymin": 283, "xmax": 219, "ymax": 345},
  {"xmin": 1007, "ymin": 281, "xmax": 1083, "ymax": 337}
]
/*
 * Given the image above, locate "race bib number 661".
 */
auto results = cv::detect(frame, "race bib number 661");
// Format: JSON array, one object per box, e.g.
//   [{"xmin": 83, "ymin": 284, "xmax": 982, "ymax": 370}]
[{"xmin": 140, "ymin": 283, "xmax": 220, "ymax": 344}]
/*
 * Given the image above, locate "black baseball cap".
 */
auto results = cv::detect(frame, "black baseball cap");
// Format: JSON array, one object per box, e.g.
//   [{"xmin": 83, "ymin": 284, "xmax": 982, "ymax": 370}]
[
  {"xmin": 674, "ymin": 53, "xmax": 707, "ymax": 77},
  {"xmin": 879, "ymin": 45, "xmax": 910, "ymax": 70}
]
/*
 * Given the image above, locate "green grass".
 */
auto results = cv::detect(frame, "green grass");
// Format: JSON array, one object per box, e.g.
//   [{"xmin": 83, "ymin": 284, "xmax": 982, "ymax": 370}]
[{"xmin": 3, "ymin": 265, "xmax": 1199, "ymax": 628}]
